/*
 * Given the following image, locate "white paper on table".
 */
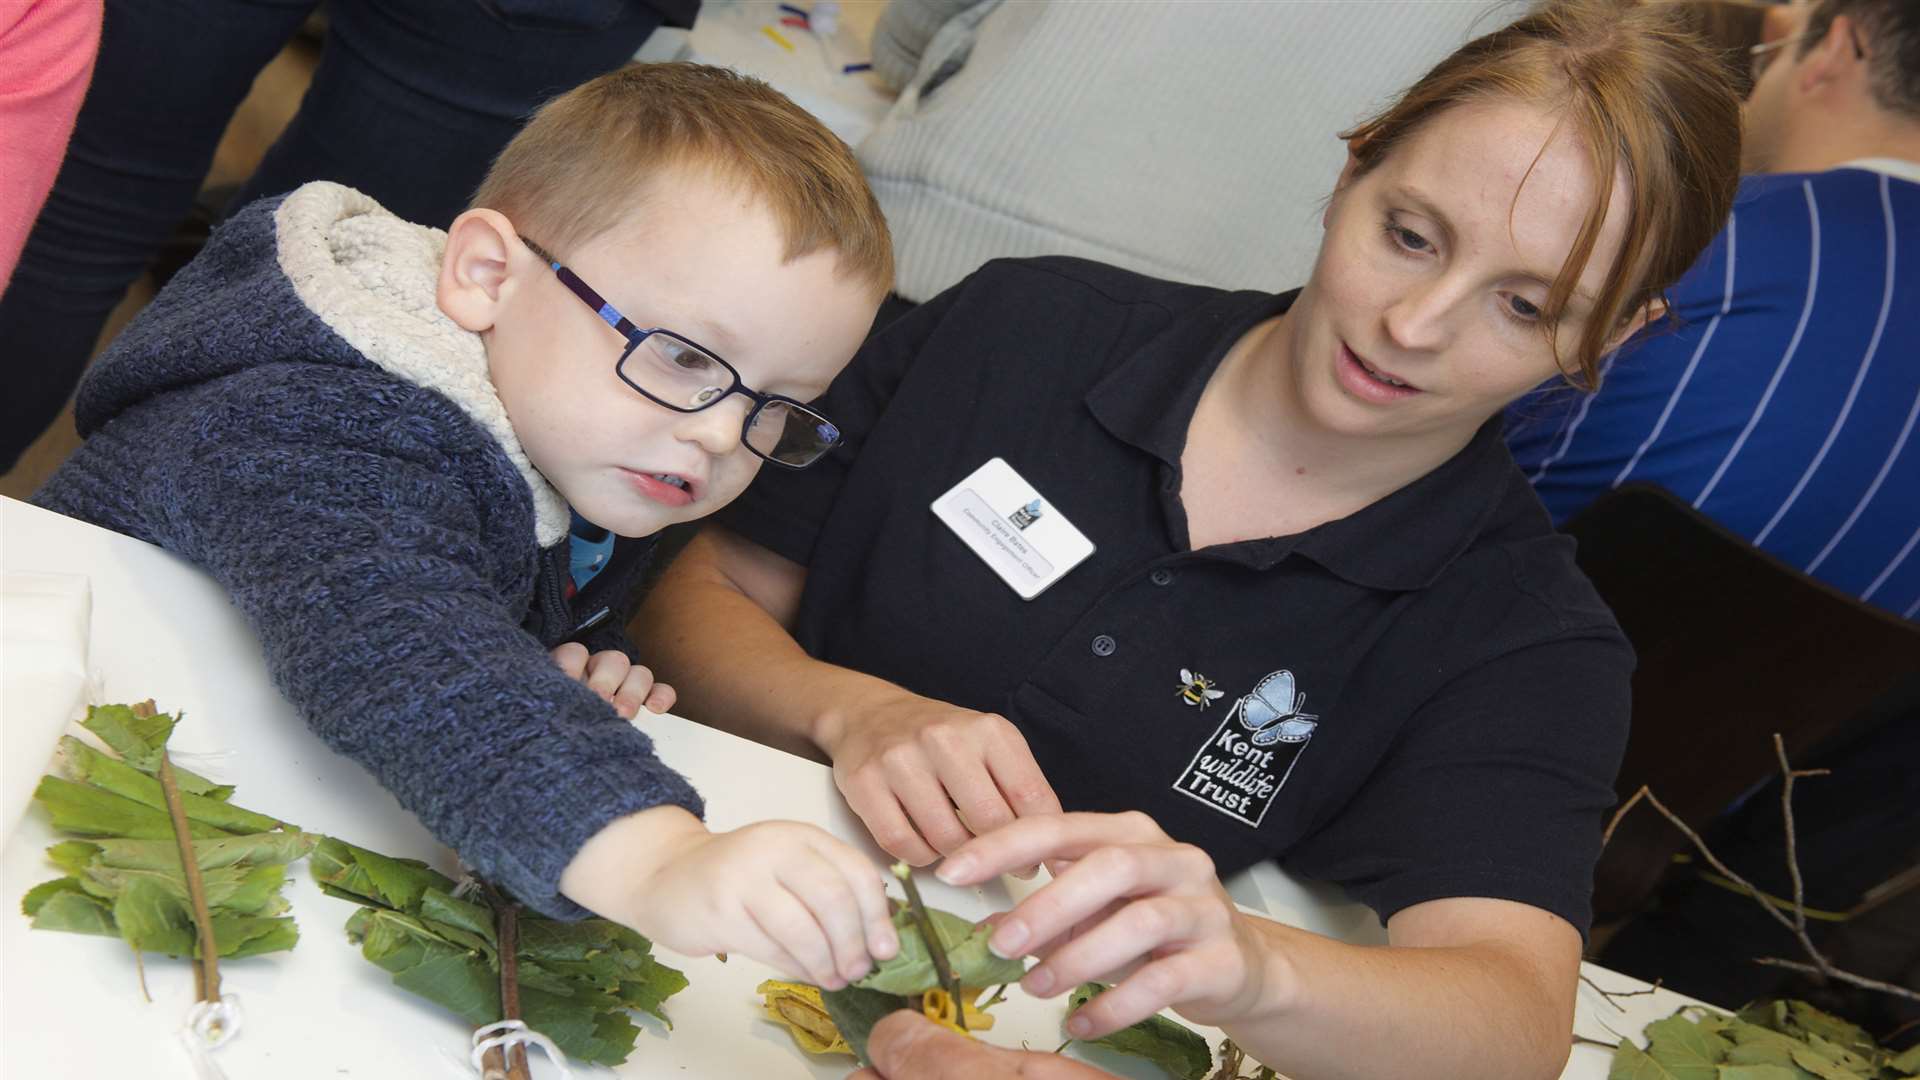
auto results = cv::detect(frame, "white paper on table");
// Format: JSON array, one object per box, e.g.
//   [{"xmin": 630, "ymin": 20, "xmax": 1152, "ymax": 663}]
[{"xmin": 0, "ymin": 572, "xmax": 91, "ymax": 841}]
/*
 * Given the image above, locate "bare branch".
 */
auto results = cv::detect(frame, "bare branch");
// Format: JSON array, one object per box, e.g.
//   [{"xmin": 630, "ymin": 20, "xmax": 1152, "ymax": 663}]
[
  {"xmin": 1752, "ymin": 958, "xmax": 1920, "ymax": 1004},
  {"xmin": 1581, "ymin": 973, "xmax": 1663, "ymax": 1010}
]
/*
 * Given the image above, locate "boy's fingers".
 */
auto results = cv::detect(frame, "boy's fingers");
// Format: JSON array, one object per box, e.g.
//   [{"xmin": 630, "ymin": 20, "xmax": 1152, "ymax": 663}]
[
  {"xmin": 813, "ymin": 837, "xmax": 898, "ymax": 962},
  {"xmin": 644, "ymin": 681, "xmax": 676, "ymax": 714},
  {"xmin": 749, "ymin": 887, "xmax": 842, "ymax": 989},
  {"xmin": 550, "ymin": 642, "xmax": 589, "ymax": 679},
  {"xmin": 584, "ymin": 652, "xmax": 633, "ymax": 697},
  {"xmin": 777, "ymin": 857, "xmax": 872, "ymax": 984}
]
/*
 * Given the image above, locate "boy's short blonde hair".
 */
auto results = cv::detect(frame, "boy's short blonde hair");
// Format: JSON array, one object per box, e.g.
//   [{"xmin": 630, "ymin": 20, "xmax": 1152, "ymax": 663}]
[{"xmin": 472, "ymin": 63, "xmax": 893, "ymax": 295}]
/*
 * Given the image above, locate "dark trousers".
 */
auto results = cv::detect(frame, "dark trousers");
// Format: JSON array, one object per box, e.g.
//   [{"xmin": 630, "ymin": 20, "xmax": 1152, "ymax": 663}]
[{"xmin": 1, "ymin": 0, "xmax": 665, "ymax": 471}]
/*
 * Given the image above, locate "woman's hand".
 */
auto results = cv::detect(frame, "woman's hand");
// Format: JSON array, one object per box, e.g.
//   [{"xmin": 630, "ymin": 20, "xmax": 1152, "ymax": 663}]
[
  {"xmin": 817, "ymin": 688, "xmax": 1062, "ymax": 864},
  {"xmin": 560, "ymin": 806, "xmax": 899, "ymax": 990},
  {"xmin": 852, "ymin": 1009, "xmax": 1119, "ymax": 1080},
  {"xmin": 935, "ymin": 812, "xmax": 1277, "ymax": 1037},
  {"xmin": 550, "ymin": 642, "xmax": 675, "ymax": 718}
]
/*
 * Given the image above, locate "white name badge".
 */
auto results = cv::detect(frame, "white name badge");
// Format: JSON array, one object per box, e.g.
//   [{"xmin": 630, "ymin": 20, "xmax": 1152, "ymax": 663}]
[{"xmin": 931, "ymin": 458, "xmax": 1095, "ymax": 600}]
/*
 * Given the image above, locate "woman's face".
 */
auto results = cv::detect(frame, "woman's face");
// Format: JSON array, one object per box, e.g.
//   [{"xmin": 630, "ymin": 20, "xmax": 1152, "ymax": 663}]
[{"xmin": 1281, "ymin": 98, "xmax": 1639, "ymax": 448}]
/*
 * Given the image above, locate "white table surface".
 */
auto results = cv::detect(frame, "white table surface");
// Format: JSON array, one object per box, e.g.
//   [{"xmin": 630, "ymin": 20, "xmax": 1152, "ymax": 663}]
[{"xmin": 1, "ymin": 496, "xmax": 1701, "ymax": 1078}]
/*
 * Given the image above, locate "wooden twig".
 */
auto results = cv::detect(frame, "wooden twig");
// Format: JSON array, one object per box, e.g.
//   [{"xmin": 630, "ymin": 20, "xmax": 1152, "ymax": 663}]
[
  {"xmin": 1572, "ymin": 1034, "xmax": 1618, "ymax": 1049},
  {"xmin": 1605, "ymin": 733, "xmax": 1920, "ymax": 1006},
  {"xmin": 141, "ymin": 701, "xmax": 223, "ymax": 1008},
  {"xmin": 479, "ymin": 886, "xmax": 532, "ymax": 1080},
  {"xmin": 892, "ymin": 862, "xmax": 965, "ymax": 1032},
  {"xmin": 1580, "ymin": 972, "xmax": 1662, "ymax": 1010}
]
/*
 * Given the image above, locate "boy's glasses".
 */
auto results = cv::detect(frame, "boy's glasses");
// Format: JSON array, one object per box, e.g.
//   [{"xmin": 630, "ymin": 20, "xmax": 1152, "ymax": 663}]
[{"xmin": 522, "ymin": 238, "xmax": 842, "ymax": 469}]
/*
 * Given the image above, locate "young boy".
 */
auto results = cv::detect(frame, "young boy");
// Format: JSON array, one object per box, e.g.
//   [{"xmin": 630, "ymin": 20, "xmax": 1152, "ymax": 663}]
[{"xmin": 32, "ymin": 64, "xmax": 899, "ymax": 990}]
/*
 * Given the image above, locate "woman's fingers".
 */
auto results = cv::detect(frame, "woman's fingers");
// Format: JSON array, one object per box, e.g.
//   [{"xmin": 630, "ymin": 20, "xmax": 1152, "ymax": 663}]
[
  {"xmin": 1064, "ymin": 951, "xmax": 1226, "ymax": 1038},
  {"xmin": 840, "ymin": 770, "xmax": 941, "ymax": 865},
  {"xmin": 987, "ymin": 841, "xmax": 1214, "ymax": 961},
  {"xmin": 1023, "ymin": 894, "xmax": 1231, "ymax": 1001},
  {"xmin": 983, "ymin": 723, "xmax": 1063, "ymax": 818},
  {"xmin": 882, "ymin": 747, "xmax": 972, "ymax": 859},
  {"xmin": 937, "ymin": 811, "xmax": 1173, "ymax": 886}
]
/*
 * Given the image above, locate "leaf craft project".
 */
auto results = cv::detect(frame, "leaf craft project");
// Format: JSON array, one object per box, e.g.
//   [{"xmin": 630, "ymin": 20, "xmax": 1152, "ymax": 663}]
[
  {"xmin": 1068, "ymin": 982, "xmax": 1215, "ymax": 1080},
  {"xmin": 1607, "ymin": 1001, "xmax": 1920, "ymax": 1080},
  {"xmin": 19, "ymin": 704, "xmax": 310, "ymax": 963},
  {"xmin": 854, "ymin": 903, "xmax": 1028, "ymax": 995},
  {"xmin": 311, "ymin": 837, "xmax": 688, "ymax": 1068}
]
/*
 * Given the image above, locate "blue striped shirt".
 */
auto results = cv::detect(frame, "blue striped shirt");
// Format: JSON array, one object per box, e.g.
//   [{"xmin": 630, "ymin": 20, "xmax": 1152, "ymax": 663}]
[{"xmin": 1507, "ymin": 165, "xmax": 1920, "ymax": 621}]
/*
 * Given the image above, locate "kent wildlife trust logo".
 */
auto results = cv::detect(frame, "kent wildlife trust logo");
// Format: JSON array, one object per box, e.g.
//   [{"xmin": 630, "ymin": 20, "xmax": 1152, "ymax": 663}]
[
  {"xmin": 1008, "ymin": 499, "xmax": 1044, "ymax": 531},
  {"xmin": 1173, "ymin": 669, "xmax": 1318, "ymax": 828}
]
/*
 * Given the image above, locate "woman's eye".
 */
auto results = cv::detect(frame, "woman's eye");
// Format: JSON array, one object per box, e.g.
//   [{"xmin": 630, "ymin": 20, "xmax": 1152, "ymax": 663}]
[
  {"xmin": 1506, "ymin": 295, "xmax": 1543, "ymax": 322},
  {"xmin": 1385, "ymin": 220, "xmax": 1433, "ymax": 255}
]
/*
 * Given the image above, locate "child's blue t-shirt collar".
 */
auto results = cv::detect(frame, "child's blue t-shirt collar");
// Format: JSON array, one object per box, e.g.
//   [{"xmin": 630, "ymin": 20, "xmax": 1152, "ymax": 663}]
[{"xmin": 568, "ymin": 510, "xmax": 617, "ymax": 594}]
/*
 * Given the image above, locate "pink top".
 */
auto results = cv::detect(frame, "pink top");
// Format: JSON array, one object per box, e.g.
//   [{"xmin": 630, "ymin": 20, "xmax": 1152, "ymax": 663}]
[{"xmin": 0, "ymin": 0, "xmax": 102, "ymax": 296}]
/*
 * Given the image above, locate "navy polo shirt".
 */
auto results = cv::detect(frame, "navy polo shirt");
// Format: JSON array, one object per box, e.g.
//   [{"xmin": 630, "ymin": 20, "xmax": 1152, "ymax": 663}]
[{"xmin": 717, "ymin": 257, "xmax": 1633, "ymax": 933}]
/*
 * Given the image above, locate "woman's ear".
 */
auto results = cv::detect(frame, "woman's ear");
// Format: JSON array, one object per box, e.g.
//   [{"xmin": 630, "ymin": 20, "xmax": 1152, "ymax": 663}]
[
  {"xmin": 1324, "ymin": 144, "xmax": 1365, "ymax": 230},
  {"xmin": 437, "ymin": 208, "xmax": 523, "ymax": 333}
]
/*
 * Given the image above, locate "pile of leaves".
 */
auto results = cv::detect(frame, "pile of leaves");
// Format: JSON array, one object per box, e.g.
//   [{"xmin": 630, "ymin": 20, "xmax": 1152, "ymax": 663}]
[
  {"xmin": 311, "ymin": 837, "xmax": 688, "ymax": 1068},
  {"xmin": 1610, "ymin": 1000, "xmax": 1920, "ymax": 1079},
  {"xmin": 20, "ymin": 703, "xmax": 312, "ymax": 960}
]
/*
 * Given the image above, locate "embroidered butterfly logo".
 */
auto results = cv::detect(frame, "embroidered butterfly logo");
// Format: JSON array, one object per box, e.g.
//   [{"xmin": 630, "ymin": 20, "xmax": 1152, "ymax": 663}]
[{"xmin": 1236, "ymin": 670, "xmax": 1319, "ymax": 747}]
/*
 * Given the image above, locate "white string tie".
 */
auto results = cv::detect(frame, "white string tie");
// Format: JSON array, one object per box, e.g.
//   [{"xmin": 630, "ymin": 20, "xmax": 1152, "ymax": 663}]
[
  {"xmin": 468, "ymin": 1020, "xmax": 575, "ymax": 1080},
  {"xmin": 178, "ymin": 994, "xmax": 243, "ymax": 1080}
]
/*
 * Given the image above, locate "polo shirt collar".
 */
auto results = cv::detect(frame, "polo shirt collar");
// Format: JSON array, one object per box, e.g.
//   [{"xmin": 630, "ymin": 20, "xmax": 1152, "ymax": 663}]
[{"xmin": 1084, "ymin": 288, "xmax": 1518, "ymax": 593}]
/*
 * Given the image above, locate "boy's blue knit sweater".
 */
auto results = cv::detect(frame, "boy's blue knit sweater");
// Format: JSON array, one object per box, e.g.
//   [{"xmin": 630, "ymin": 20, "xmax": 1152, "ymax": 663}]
[{"xmin": 33, "ymin": 183, "xmax": 704, "ymax": 918}]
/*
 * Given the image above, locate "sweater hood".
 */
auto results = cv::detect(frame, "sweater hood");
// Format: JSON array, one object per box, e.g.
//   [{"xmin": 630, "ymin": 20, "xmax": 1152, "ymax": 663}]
[{"xmin": 75, "ymin": 181, "xmax": 568, "ymax": 545}]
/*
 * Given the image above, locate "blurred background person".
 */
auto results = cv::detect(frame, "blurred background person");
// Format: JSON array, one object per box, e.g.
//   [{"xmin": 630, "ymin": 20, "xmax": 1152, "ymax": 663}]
[{"xmin": 0, "ymin": 0, "xmax": 101, "ymax": 295}]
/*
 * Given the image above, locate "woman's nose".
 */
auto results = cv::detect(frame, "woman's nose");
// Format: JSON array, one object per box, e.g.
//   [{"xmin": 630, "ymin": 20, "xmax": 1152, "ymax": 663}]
[{"xmin": 1382, "ymin": 281, "xmax": 1453, "ymax": 353}]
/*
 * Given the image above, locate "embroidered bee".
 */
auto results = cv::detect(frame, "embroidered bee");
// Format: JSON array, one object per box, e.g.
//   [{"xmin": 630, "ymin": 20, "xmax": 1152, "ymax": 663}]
[
  {"xmin": 1176, "ymin": 669, "xmax": 1226, "ymax": 708},
  {"xmin": 1236, "ymin": 669, "xmax": 1319, "ymax": 746}
]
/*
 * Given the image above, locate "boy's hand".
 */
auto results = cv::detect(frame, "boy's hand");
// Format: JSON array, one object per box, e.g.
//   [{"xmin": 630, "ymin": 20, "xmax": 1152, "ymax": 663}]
[
  {"xmin": 550, "ymin": 642, "xmax": 675, "ymax": 718},
  {"xmin": 816, "ymin": 689, "xmax": 1062, "ymax": 865},
  {"xmin": 560, "ymin": 806, "xmax": 899, "ymax": 990}
]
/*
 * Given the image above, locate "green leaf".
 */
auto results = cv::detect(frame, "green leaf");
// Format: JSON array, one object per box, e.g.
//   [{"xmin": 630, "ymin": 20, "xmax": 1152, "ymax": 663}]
[
  {"xmin": 1610, "ymin": 1041, "xmax": 1682, "ymax": 1080},
  {"xmin": 417, "ymin": 888, "xmax": 494, "ymax": 940},
  {"xmin": 27, "ymin": 885, "xmax": 120, "ymax": 937},
  {"xmin": 1784, "ymin": 1003, "xmax": 1876, "ymax": 1060},
  {"xmin": 80, "ymin": 704, "xmax": 172, "ymax": 770},
  {"xmin": 89, "ymin": 831, "xmax": 312, "ymax": 872},
  {"xmin": 59, "ymin": 738, "xmax": 284, "ymax": 834},
  {"xmin": 309, "ymin": 836, "xmax": 451, "ymax": 910},
  {"xmin": 46, "ymin": 840, "xmax": 102, "ymax": 876},
  {"xmin": 819, "ymin": 984, "xmax": 910, "ymax": 1067},
  {"xmin": 1886, "ymin": 1044, "xmax": 1920, "ymax": 1076},
  {"xmin": 1717, "ymin": 1067, "xmax": 1814, "ymax": 1079},
  {"xmin": 1068, "ymin": 983, "xmax": 1213, "ymax": 1080},
  {"xmin": 1796, "ymin": 1035, "xmax": 1873, "ymax": 1078},
  {"xmin": 1725, "ymin": 1041, "xmax": 1816, "ymax": 1077},
  {"xmin": 1646, "ymin": 1014, "xmax": 1734, "ymax": 1080},
  {"xmin": 854, "ymin": 906, "xmax": 1026, "ymax": 994},
  {"xmin": 34, "ymin": 775, "xmax": 234, "ymax": 840},
  {"xmin": 112, "ymin": 875, "xmax": 194, "ymax": 954}
]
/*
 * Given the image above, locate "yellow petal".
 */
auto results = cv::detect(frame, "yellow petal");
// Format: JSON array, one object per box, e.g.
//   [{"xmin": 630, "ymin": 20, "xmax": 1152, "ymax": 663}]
[{"xmin": 756, "ymin": 980, "xmax": 852, "ymax": 1056}]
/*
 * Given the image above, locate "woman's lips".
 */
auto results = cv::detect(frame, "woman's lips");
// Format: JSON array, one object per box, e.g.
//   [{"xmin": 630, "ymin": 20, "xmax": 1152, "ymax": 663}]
[
  {"xmin": 1336, "ymin": 342, "xmax": 1422, "ymax": 403},
  {"xmin": 622, "ymin": 468, "xmax": 695, "ymax": 507}
]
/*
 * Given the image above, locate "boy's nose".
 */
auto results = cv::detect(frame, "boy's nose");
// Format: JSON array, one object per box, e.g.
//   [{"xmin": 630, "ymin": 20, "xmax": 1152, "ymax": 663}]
[{"xmin": 677, "ymin": 395, "xmax": 753, "ymax": 456}]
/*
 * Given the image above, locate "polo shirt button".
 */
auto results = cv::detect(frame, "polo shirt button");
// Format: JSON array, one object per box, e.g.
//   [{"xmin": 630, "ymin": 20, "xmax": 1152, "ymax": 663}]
[
  {"xmin": 1091, "ymin": 634, "xmax": 1117, "ymax": 657},
  {"xmin": 1149, "ymin": 568, "xmax": 1174, "ymax": 586}
]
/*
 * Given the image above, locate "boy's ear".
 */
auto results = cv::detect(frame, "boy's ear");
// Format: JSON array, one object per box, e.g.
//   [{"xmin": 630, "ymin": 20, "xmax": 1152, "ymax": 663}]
[{"xmin": 437, "ymin": 209, "xmax": 525, "ymax": 333}]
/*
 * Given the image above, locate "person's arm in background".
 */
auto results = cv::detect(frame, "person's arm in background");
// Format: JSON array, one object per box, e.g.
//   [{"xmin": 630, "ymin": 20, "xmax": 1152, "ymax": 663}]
[
  {"xmin": 0, "ymin": 0, "xmax": 102, "ymax": 296},
  {"xmin": 869, "ymin": 0, "xmax": 997, "ymax": 91}
]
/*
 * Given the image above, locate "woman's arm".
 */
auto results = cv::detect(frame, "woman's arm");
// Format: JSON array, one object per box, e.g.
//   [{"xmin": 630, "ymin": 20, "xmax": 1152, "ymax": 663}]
[
  {"xmin": 940, "ymin": 813, "xmax": 1580, "ymax": 1080},
  {"xmin": 636, "ymin": 525, "xmax": 1062, "ymax": 864}
]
